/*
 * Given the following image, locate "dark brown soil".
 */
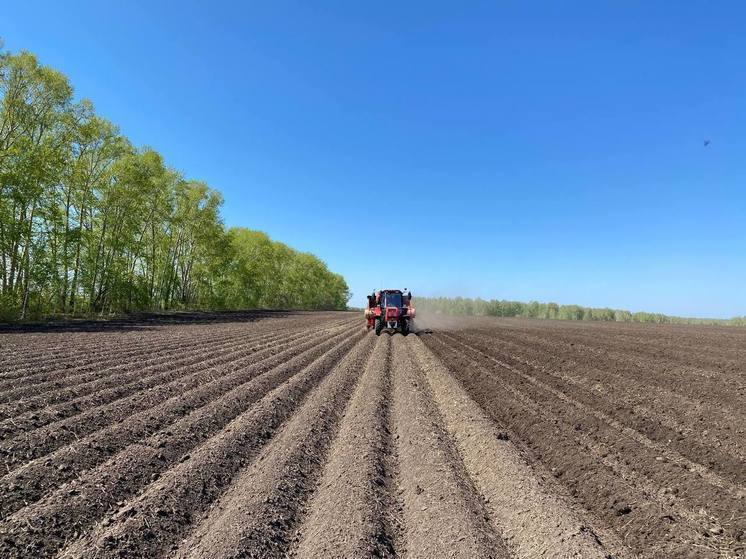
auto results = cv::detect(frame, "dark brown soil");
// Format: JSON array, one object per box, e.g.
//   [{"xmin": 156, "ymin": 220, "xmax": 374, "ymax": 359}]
[{"xmin": 0, "ymin": 313, "xmax": 742, "ymax": 558}]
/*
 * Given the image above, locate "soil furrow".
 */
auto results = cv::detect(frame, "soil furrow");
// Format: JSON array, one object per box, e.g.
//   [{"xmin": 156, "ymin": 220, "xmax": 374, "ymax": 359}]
[
  {"xmin": 173, "ymin": 333, "xmax": 376, "ymax": 559},
  {"xmin": 0, "ymin": 323, "xmax": 349, "ymax": 472},
  {"xmin": 52, "ymin": 329, "xmax": 365, "ymax": 559},
  {"xmin": 293, "ymin": 334, "xmax": 399, "ymax": 558},
  {"xmin": 442, "ymin": 332, "xmax": 745, "ymax": 502},
  {"xmin": 457, "ymin": 330, "xmax": 746, "ymax": 474},
  {"xmin": 478, "ymin": 328, "xmax": 745, "ymax": 415},
  {"xmin": 390, "ymin": 334, "xmax": 507, "ymax": 559},
  {"xmin": 0, "ymin": 327, "xmax": 351, "ymax": 520},
  {"xmin": 0, "ymin": 321, "xmax": 314, "ymax": 397},
  {"xmin": 0, "ymin": 328, "xmax": 298, "ymax": 423},
  {"xmin": 424, "ymin": 332, "xmax": 742, "ymax": 558},
  {"xmin": 0, "ymin": 315, "xmax": 351, "ymax": 382},
  {"xmin": 409, "ymin": 334, "xmax": 625, "ymax": 559},
  {"xmin": 0, "ymin": 329, "xmax": 238, "ymax": 387},
  {"xmin": 0, "ymin": 326, "xmax": 251, "ymax": 385}
]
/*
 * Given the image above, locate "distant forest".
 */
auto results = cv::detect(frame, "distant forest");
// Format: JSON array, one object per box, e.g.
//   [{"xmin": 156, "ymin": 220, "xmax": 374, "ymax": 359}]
[
  {"xmin": 0, "ymin": 46, "xmax": 349, "ymax": 321},
  {"xmin": 415, "ymin": 297, "xmax": 746, "ymax": 326}
]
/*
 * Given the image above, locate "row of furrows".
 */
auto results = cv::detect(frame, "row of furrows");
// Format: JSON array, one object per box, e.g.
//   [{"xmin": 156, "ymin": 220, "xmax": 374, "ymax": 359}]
[
  {"xmin": 165, "ymin": 332, "xmax": 617, "ymax": 559},
  {"xmin": 0, "ymin": 313, "xmax": 342, "ymax": 380},
  {"xmin": 57, "ymin": 329, "xmax": 369, "ymax": 558},
  {"xmin": 0, "ymin": 325, "xmax": 246, "ymax": 379},
  {"xmin": 0, "ymin": 324, "xmax": 364, "ymax": 557},
  {"xmin": 460, "ymin": 329, "xmax": 746, "ymax": 472},
  {"xmin": 153, "ymin": 332, "xmax": 507, "ymax": 559},
  {"xmin": 168, "ymin": 332, "xmax": 378, "ymax": 558},
  {"xmin": 288, "ymin": 333, "xmax": 615, "ymax": 559},
  {"xmin": 0, "ymin": 323, "xmax": 344, "ymax": 418},
  {"xmin": 0, "ymin": 316, "xmax": 349, "ymax": 392},
  {"xmin": 1, "ymin": 322, "xmax": 632, "ymax": 559},
  {"xmin": 503, "ymin": 321, "xmax": 746, "ymax": 363},
  {"xmin": 0, "ymin": 323, "xmax": 353, "ymax": 520},
  {"xmin": 0, "ymin": 311, "xmax": 302, "ymax": 369},
  {"xmin": 0, "ymin": 320, "xmax": 354, "ymax": 474},
  {"xmin": 385, "ymin": 335, "xmax": 508, "ymax": 559},
  {"xmin": 445, "ymin": 331, "xmax": 746, "ymax": 495},
  {"xmin": 497, "ymin": 326, "xmax": 746, "ymax": 403},
  {"xmin": 407, "ymin": 335, "xmax": 619, "ymax": 559},
  {"xmin": 424, "ymin": 332, "xmax": 745, "ymax": 558},
  {"xmin": 291, "ymin": 334, "xmax": 402, "ymax": 558},
  {"xmin": 497, "ymin": 324, "xmax": 746, "ymax": 386},
  {"xmin": 0, "ymin": 326, "xmax": 302, "ymax": 422}
]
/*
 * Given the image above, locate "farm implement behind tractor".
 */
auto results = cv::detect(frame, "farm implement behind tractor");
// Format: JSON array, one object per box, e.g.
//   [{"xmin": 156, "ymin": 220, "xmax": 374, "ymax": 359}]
[{"xmin": 365, "ymin": 289, "xmax": 415, "ymax": 336}]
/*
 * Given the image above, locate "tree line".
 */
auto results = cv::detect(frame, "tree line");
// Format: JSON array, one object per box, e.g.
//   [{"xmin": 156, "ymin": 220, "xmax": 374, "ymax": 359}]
[
  {"xmin": 414, "ymin": 297, "xmax": 746, "ymax": 326},
  {"xmin": 0, "ymin": 46, "xmax": 349, "ymax": 321}
]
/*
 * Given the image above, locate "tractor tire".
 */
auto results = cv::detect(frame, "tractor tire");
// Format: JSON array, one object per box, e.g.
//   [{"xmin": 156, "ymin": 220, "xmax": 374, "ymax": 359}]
[
  {"xmin": 374, "ymin": 318, "xmax": 383, "ymax": 336},
  {"xmin": 401, "ymin": 319, "xmax": 410, "ymax": 336}
]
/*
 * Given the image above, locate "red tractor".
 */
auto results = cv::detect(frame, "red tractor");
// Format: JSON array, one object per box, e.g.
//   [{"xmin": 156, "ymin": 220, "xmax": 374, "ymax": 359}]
[{"xmin": 365, "ymin": 289, "xmax": 415, "ymax": 336}]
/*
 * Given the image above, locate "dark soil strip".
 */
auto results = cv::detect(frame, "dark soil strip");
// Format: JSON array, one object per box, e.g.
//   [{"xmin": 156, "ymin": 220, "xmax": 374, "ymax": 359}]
[
  {"xmin": 474, "ymin": 327, "xmax": 745, "ymax": 414},
  {"xmin": 444, "ymin": 332, "xmax": 745, "ymax": 507},
  {"xmin": 0, "ymin": 314, "xmax": 351, "ymax": 383},
  {"xmin": 0, "ymin": 324, "xmax": 256, "ymax": 388},
  {"xmin": 410, "ymin": 335, "xmax": 622, "ymax": 558},
  {"xmin": 376, "ymin": 335, "xmax": 405, "ymax": 558},
  {"xmin": 0, "ymin": 327, "xmax": 246, "ymax": 394}
]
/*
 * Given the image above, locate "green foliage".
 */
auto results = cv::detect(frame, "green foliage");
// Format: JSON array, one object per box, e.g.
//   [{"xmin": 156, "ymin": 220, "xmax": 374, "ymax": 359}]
[
  {"xmin": 0, "ymin": 47, "xmax": 349, "ymax": 320},
  {"xmin": 414, "ymin": 297, "xmax": 745, "ymax": 326}
]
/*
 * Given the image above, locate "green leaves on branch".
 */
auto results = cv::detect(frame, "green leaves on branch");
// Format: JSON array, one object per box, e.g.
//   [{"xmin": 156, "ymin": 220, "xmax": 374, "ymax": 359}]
[
  {"xmin": 223, "ymin": 228, "xmax": 349, "ymax": 311},
  {"xmin": 0, "ymin": 46, "xmax": 349, "ymax": 320}
]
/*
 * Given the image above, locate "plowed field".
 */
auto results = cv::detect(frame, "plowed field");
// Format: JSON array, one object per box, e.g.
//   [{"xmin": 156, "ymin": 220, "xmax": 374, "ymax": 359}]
[{"xmin": 0, "ymin": 312, "xmax": 743, "ymax": 558}]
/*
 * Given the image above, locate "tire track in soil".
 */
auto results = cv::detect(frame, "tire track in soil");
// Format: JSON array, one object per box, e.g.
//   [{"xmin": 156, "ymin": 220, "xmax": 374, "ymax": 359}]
[
  {"xmin": 408, "ymin": 335, "xmax": 624, "ymax": 559},
  {"xmin": 172, "ymin": 333, "xmax": 377, "ymax": 559},
  {"xmin": 424, "ymin": 333, "xmax": 743, "ymax": 558},
  {"xmin": 0, "ymin": 322, "xmax": 351, "ymax": 473},
  {"xmin": 389, "ymin": 335, "xmax": 508, "ymax": 559},
  {"xmin": 293, "ymin": 334, "xmax": 402, "ymax": 559},
  {"xmin": 53, "ymin": 330, "xmax": 365, "ymax": 559},
  {"xmin": 0, "ymin": 326, "xmax": 352, "ymax": 520}
]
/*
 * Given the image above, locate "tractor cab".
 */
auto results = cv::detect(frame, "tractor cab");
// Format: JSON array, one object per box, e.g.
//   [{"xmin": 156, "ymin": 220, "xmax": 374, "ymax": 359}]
[
  {"xmin": 381, "ymin": 291, "xmax": 403, "ymax": 309},
  {"xmin": 364, "ymin": 289, "xmax": 415, "ymax": 336}
]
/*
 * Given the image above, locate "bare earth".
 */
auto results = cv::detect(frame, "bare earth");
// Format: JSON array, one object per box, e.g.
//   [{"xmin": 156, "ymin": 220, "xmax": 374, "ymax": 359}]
[{"xmin": 0, "ymin": 312, "xmax": 743, "ymax": 558}]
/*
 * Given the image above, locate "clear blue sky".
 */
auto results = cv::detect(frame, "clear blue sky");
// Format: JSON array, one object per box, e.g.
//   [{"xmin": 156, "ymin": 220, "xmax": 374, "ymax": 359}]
[{"xmin": 5, "ymin": 1, "xmax": 745, "ymax": 317}]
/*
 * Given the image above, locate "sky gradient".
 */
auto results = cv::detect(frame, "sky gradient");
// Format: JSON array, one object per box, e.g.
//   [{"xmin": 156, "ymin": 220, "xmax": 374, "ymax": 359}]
[{"xmin": 4, "ymin": 1, "xmax": 745, "ymax": 317}]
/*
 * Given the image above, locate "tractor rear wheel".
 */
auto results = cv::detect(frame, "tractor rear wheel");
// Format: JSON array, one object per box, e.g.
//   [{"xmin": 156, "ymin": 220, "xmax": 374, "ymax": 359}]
[
  {"xmin": 401, "ymin": 318, "xmax": 410, "ymax": 336},
  {"xmin": 374, "ymin": 318, "xmax": 383, "ymax": 336}
]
